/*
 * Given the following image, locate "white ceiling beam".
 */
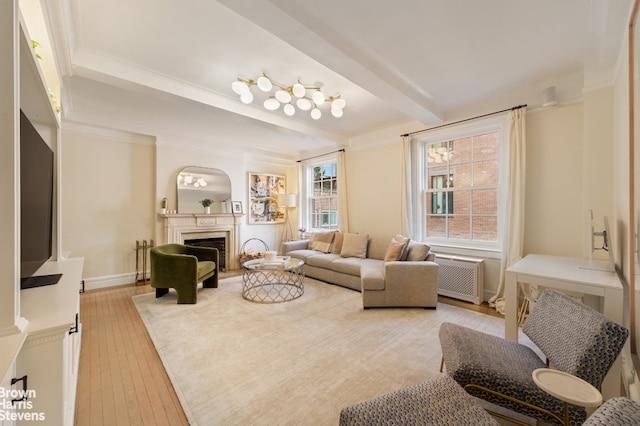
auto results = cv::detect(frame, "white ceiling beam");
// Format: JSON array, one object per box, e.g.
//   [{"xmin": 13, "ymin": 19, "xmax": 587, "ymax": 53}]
[
  {"xmin": 217, "ymin": 0, "xmax": 445, "ymax": 125},
  {"xmin": 68, "ymin": 48, "xmax": 349, "ymax": 146}
]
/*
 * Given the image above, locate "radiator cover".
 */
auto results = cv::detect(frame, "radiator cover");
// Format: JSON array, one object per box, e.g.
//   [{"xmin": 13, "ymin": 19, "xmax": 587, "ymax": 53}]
[{"xmin": 434, "ymin": 254, "xmax": 484, "ymax": 305}]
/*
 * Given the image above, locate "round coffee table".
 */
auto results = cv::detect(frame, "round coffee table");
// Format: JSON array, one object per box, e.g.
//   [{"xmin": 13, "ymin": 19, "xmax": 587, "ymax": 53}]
[{"xmin": 241, "ymin": 258, "xmax": 305, "ymax": 303}]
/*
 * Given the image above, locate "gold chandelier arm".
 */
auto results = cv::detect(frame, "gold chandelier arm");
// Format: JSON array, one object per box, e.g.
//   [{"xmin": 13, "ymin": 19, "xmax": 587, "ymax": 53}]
[{"xmin": 235, "ymin": 77, "xmax": 256, "ymax": 85}]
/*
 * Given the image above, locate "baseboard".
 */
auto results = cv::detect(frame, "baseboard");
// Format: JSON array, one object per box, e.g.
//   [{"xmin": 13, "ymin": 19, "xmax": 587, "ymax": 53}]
[
  {"xmin": 82, "ymin": 269, "xmax": 239, "ymax": 292},
  {"xmin": 83, "ymin": 272, "xmax": 141, "ymax": 291}
]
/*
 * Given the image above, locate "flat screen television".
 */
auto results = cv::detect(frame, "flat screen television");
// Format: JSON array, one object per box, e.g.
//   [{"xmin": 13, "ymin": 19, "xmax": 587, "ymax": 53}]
[{"xmin": 20, "ymin": 110, "xmax": 61, "ymax": 289}]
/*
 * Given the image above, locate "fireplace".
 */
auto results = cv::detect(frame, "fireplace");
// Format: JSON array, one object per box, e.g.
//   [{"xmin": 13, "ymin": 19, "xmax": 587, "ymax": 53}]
[
  {"xmin": 162, "ymin": 213, "xmax": 242, "ymax": 270},
  {"xmin": 184, "ymin": 236, "xmax": 227, "ymax": 271}
]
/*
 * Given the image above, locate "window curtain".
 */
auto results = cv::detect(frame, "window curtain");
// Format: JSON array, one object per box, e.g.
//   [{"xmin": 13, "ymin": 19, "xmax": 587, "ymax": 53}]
[
  {"xmin": 337, "ymin": 150, "xmax": 350, "ymax": 233},
  {"xmin": 401, "ymin": 135, "xmax": 414, "ymax": 237},
  {"xmin": 297, "ymin": 161, "xmax": 304, "ymax": 232},
  {"xmin": 490, "ymin": 107, "xmax": 526, "ymax": 315}
]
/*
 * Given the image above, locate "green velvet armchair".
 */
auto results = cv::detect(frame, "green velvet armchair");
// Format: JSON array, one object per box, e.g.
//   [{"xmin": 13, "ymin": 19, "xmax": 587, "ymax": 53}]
[{"xmin": 150, "ymin": 244, "xmax": 219, "ymax": 304}]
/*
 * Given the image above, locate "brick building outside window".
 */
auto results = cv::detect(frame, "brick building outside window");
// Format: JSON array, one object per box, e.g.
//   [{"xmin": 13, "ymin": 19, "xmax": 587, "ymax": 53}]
[{"xmin": 424, "ymin": 130, "xmax": 500, "ymax": 245}]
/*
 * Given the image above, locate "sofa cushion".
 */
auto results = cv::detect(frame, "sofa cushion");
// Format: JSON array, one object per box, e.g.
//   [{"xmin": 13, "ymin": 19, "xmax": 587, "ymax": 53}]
[
  {"xmin": 306, "ymin": 253, "xmax": 342, "ymax": 269},
  {"xmin": 341, "ymin": 233, "xmax": 369, "ymax": 258},
  {"xmin": 332, "ymin": 257, "xmax": 381, "ymax": 277},
  {"xmin": 331, "ymin": 232, "xmax": 344, "ymax": 254},
  {"xmin": 361, "ymin": 264, "xmax": 385, "ymax": 290},
  {"xmin": 404, "ymin": 240, "xmax": 431, "ymax": 261},
  {"xmin": 309, "ymin": 231, "xmax": 336, "ymax": 253},
  {"xmin": 331, "ymin": 257, "xmax": 363, "ymax": 276},
  {"xmin": 287, "ymin": 249, "xmax": 323, "ymax": 263},
  {"xmin": 384, "ymin": 235, "xmax": 410, "ymax": 262}
]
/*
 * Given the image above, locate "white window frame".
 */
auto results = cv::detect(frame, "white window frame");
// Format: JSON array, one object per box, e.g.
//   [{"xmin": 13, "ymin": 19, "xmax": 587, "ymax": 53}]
[
  {"xmin": 412, "ymin": 116, "xmax": 507, "ymax": 254},
  {"xmin": 299, "ymin": 155, "xmax": 339, "ymax": 232}
]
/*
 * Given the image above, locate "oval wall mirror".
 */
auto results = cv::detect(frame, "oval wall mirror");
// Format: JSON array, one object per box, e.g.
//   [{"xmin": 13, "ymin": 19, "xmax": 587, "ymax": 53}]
[{"xmin": 176, "ymin": 166, "xmax": 232, "ymax": 214}]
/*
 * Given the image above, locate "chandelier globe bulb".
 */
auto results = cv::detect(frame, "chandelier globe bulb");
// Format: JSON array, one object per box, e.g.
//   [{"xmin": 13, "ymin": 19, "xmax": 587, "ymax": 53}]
[
  {"xmin": 256, "ymin": 75, "xmax": 272, "ymax": 92},
  {"xmin": 232, "ymin": 80, "xmax": 250, "ymax": 95},
  {"xmin": 283, "ymin": 103, "xmax": 296, "ymax": 116},
  {"xmin": 264, "ymin": 97, "xmax": 281, "ymax": 111},
  {"xmin": 332, "ymin": 97, "xmax": 346, "ymax": 109},
  {"xmin": 292, "ymin": 82, "xmax": 306, "ymax": 98},
  {"xmin": 310, "ymin": 108, "xmax": 321, "ymax": 120},
  {"xmin": 275, "ymin": 89, "xmax": 292, "ymax": 103},
  {"xmin": 296, "ymin": 98, "xmax": 312, "ymax": 111},
  {"xmin": 312, "ymin": 90, "xmax": 325, "ymax": 106},
  {"xmin": 331, "ymin": 108, "xmax": 344, "ymax": 118},
  {"xmin": 240, "ymin": 92, "xmax": 254, "ymax": 104}
]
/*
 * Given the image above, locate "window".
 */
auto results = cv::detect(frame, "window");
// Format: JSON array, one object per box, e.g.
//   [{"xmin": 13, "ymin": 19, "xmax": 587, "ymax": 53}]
[
  {"xmin": 308, "ymin": 161, "xmax": 339, "ymax": 230},
  {"xmin": 417, "ymin": 125, "xmax": 502, "ymax": 249},
  {"xmin": 430, "ymin": 173, "xmax": 454, "ymax": 214}
]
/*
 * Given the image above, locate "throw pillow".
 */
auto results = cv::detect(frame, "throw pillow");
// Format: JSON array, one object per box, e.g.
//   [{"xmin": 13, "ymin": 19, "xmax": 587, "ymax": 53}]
[
  {"xmin": 384, "ymin": 239, "xmax": 409, "ymax": 262},
  {"xmin": 309, "ymin": 231, "xmax": 335, "ymax": 253},
  {"xmin": 340, "ymin": 233, "xmax": 369, "ymax": 258},
  {"xmin": 308, "ymin": 232, "xmax": 319, "ymax": 250},
  {"xmin": 391, "ymin": 234, "xmax": 410, "ymax": 259},
  {"xmin": 331, "ymin": 232, "xmax": 344, "ymax": 254},
  {"xmin": 405, "ymin": 240, "xmax": 431, "ymax": 261}
]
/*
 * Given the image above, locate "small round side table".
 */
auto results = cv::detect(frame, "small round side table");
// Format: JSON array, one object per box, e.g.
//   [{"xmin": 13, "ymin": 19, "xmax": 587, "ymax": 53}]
[{"xmin": 532, "ymin": 368, "xmax": 603, "ymax": 426}]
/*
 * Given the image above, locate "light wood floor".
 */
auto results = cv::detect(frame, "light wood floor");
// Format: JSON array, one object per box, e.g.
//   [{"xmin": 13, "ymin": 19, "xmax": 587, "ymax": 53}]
[{"xmin": 74, "ymin": 275, "xmax": 501, "ymax": 425}]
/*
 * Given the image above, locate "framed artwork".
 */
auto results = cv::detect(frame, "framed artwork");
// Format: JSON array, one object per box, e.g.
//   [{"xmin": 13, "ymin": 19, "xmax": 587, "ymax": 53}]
[
  {"xmin": 232, "ymin": 201, "xmax": 243, "ymax": 215},
  {"xmin": 248, "ymin": 173, "xmax": 285, "ymax": 223}
]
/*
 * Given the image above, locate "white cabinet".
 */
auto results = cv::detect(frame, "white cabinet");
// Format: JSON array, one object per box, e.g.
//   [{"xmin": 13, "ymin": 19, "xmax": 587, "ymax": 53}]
[
  {"xmin": 15, "ymin": 258, "xmax": 83, "ymax": 426},
  {"xmin": 1, "ymin": 368, "xmax": 13, "ymax": 426},
  {"xmin": 1, "ymin": 358, "xmax": 18, "ymax": 426}
]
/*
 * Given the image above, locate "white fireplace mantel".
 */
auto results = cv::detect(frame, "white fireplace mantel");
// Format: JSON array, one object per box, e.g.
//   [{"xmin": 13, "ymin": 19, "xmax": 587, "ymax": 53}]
[{"xmin": 161, "ymin": 213, "xmax": 243, "ymax": 270}]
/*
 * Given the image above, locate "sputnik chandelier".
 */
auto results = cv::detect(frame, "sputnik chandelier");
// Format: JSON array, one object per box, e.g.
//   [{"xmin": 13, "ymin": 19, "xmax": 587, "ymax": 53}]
[{"xmin": 231, "ymin": 73, "xmax": 346, "ymax": 120}]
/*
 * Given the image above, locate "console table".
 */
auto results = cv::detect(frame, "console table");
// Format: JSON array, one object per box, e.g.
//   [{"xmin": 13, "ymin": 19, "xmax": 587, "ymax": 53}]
[{"xmin": 505, "ymin": 254, "xmax": 623, "ymax": 399}]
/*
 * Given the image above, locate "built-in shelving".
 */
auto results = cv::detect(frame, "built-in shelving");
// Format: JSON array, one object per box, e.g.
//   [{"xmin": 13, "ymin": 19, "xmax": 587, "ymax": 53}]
[
  {"xmin": 0, "ymin": 2, "xmax": 80, "ymax": 425},
  {"xmin": 19, "ymin": 15, "xmax": 59, "ymax": 129}
]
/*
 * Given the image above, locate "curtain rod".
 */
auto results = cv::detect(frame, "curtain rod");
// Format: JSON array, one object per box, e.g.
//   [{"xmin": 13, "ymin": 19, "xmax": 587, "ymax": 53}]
[
  {"xmin": 400, "ymin": 104, "xmax": 527, "ymax": 138},
  {"xmin": 297, "ymin": 148, "xmax": 345, "ymax": 163}
]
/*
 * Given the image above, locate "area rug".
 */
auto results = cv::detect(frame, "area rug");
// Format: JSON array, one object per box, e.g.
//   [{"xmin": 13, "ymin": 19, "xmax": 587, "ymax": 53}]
[{"xmin": 133, "ymin": 277, "xmax": 516, "ymax": 426}]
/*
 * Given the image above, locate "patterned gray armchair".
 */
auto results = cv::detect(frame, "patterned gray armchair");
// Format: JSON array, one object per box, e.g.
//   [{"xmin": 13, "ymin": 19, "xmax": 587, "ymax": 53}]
[
  {"xmin": 583, "ymin": 397, "xmax": 640, "ymax": 425},
  {"xmin": 339, "ymin": 374, "xmax": 499, "ymax": 426},
  {"xmin": 439, "ymin": 289, "xmax": 629, "ymax": 425}
]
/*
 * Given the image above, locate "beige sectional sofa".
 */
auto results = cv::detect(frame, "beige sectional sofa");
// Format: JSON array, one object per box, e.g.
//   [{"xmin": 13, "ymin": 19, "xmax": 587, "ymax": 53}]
[{"xmin": 281, "ymin": 232, "xmax": 439, "ymax": 308}]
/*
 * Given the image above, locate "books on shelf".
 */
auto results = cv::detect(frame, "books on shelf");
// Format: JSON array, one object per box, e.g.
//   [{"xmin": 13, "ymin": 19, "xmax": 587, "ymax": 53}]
[{"xmin": 260, "ymin": 256, "xmax": 291, "ymax": 269}]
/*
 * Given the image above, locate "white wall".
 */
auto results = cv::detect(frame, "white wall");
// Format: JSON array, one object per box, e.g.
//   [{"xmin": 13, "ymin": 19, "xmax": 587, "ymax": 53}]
[
  {"xmin": 61, "ymin": 125, "xmax": 155, "ymax": 288},
  {"xmin": 61, "ymin": 125, "xmax": 298, "ymax": 288},
  {"xmin": 346, "ymin": 143, "xmax": 403, "ymax": 236},
  {"xmin": 524, "ymin": 103, "xmax": 585, "ymax": 258},
  {"xmin": 342, "ymin": 100, "xmax": 616, "ymax": 301}
]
